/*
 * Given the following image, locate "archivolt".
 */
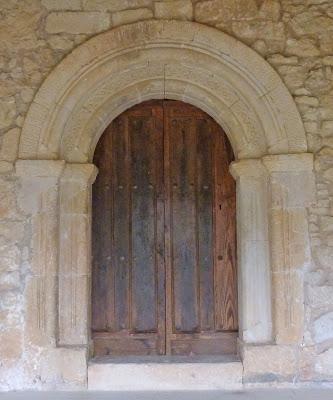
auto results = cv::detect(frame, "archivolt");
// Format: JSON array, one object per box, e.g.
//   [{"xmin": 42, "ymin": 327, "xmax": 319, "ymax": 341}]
[{"xmin": 19, "ymin": 20, "xmax": 307, "ymax": 162}]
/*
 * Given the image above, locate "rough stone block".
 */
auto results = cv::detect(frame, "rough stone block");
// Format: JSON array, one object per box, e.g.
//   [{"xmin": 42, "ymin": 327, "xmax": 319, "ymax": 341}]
[
  {"xmin": 259, "ymin": 0, "xmax": 281, "ymax": 21},
  {"xmin": 232, "ymin": 21, "xmax": 285, "ymax": 50},
  {"xmin": 48, "ymin": 35, "xmax": 74, "ymax": 51},
  {"xmin": 195, "ymin": 0, "xmax": 258, "ymax": 25},
  {"xmin": 313, "ymin": 312, "xmax": 333, "ymax": 343},
  {"xmin": 154, "ymin": 1, "xmax": 193, "ymax": 20},
  {"xmin": 0, "ymin": 179, "xmax": 18, "ymax": 219},
  {"xmin": 0, "ymin": 128, "xmax": 20, "ymax": 162},
  {"xmin": 242, "ymin": 344, "xmax": 298, "ymax": 382},
  {"xmin": 0, "ymin": 329, "xmax": 22, "ymax": 363},
  {"xmin": 289, "ymin": 13, "xmax": 333, "ymax": 36},
  {"xmin": 315, "ymin": 348, "xmax": 333, "ymax": 378},
  {"xmin": 82, "ymin": 0, "xmax": 151, "ymax": 12},
  {"xmin": 307, "ymin": 285, "xmax": 333, "ymax": 309},
  {"xmin": 0, "ymin": 98, "xmax": 16, "ymax": 130},
  {"xmin": 41, "ymin": 0, "xmax": 81, "ymax": 10},
  {"xmin": 111, "ymin": 8, "xmax": 153, "ymax": 26},
  {"xmin": 45, "ymin": 12, "xmax": 110, "ymax": 34},
  {"xmin": 286, "ymin": 38, "xmax": 320, "ymax": 57},
  {"xmin": 0, "ymin": 161, "xmax": 14, "ymax": 174},
  {"xmin": 40, "ymin": 348, "xmax": 87, "ymax": 390}
]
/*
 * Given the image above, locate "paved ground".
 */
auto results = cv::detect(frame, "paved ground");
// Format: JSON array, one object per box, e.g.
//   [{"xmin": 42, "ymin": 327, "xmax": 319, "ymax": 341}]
[{"xmin": 0, "ymin": 390, "xmax": 333, "ymax": 400}]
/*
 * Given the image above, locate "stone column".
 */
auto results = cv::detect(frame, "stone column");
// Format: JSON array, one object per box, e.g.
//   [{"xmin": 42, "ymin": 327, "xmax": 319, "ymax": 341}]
[
  {"xmin": 263, "ymin": 154, "xmax": 315, "ymax": 345},
  {"xmin": 16, "ymin": 160, "xmax": 65, "ymax": 347},
  {"xmin": 58, "ymin": 164, "xmax": 98, "ymax": 347},
  {"xmin": 230, "ymin": 159, "xmax": 272, "ymax": 344}
]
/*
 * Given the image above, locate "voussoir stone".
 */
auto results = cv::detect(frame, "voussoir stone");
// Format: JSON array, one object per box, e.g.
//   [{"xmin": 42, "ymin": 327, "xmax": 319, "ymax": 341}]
[{"xmin": 45, "ymin": 12, "xmax": 110, "ymax": 34}]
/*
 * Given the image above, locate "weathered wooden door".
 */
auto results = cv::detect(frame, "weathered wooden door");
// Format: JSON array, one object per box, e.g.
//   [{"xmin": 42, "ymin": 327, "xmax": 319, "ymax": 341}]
[{"xmin": 92, "ymin": 100, "xmax": 237, "ymax": 357}]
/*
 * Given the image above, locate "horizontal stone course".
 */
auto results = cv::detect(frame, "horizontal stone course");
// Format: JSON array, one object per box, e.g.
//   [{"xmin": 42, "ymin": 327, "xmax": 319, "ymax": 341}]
[
  {"xmin": 111, "ymin": 8, "xmax": 153, "ymax": 26},
  {"xmin": 154, "ymin": 1, "xmax": 193, "ymax": 20},
  {"xmin": 82, "ymin": 0, "xmax": 152, "ymax": 12},
  {"xmin": 41, "ymin": 0, "xmax": 81, "ymax": 10},
  {"xmin": 45, "ymin": 12, "xmax": 110, "ymax": 34}
]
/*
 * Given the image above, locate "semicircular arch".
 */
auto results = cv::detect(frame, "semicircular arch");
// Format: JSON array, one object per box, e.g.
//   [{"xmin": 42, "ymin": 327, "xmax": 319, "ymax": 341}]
[{"xmin": 19, "ymin": 20, "xmax": 307, "ymax": 162}]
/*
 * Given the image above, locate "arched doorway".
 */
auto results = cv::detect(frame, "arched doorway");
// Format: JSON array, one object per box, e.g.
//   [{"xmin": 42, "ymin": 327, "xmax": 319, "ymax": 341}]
[
  {"xmin": 16, "ymin": 20, "xmax": 312, "ymax": 389},
  {"xmin": 91, "ymin": 100, "xmax": 237, "ymax": 357}
]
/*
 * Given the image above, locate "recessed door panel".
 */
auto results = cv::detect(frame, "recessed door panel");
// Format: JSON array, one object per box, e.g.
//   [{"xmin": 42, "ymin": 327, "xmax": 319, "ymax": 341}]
[{"xmin": 92, "ymin": 103, "xmax": 165, "ymax": 356}]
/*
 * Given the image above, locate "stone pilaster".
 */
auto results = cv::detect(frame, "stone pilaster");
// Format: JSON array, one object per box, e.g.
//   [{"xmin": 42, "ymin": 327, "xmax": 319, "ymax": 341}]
[
  {"xmin": 58, "ymin": 163, "xmax": 98, "ymax": 346},
  {"xmin": 16, "ymin": 160, "xmax": 65, "ymax": 347},
  {"xmin": 230, "ymin": 159, "xmax": 272, "ymax": 344},
  {"xmin": 263, "ymin": 153, "xmax": 315, "ymax": 345}
]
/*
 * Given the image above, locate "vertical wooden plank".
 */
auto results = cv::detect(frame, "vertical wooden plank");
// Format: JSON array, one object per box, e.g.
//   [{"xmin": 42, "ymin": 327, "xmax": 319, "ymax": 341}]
[
  {"xmin": 130, "ymin": 115, "xmax": 158, "ymax": 332},
  {"xmin": 163, "ymin": 102, "xmax": 173, "ymax": 355},
  {"xmin": 153, "ymin": 104, "xmax": 166, "ymax": 354},
  {"xmin": 92, "ymin": 127, "xmax": 113, "ymax": 331},
  {"xmin": 112, "ymin": 116, "xmax": 131, "ymax": 331},
  {"xmin": 196, "ymin": 118, "xmax": 214, "ymax": 331},
  {"xmin": 168, "ymin": 108, "xmax": 199, "ymax": 333},
  {"xmin": 213, "ymin": 124, "xmax": 238, "ymax": 331}
]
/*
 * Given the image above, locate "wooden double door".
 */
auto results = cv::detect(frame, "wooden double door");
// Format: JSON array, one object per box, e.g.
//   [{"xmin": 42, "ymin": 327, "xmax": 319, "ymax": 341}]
[{"xmin": 92, "ymin": 100, "xmax": 237, "ymax": 357}]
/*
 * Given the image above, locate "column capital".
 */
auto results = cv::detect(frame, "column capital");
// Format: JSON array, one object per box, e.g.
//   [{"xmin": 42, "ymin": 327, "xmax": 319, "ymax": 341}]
[
  {"xmin": 15, "ymin": 159, "xmax": 65, "ymax": 178},
  {"xmin": 61, "ymin": 163, "xmax": 98, "ymax": 186},
  {"xmin": 230, "ymin": 159, "xmax": 267, "ymax": 179},
  {"xmin": 262, "ymin": 153, "xmax": 314, "ymax": 173}
]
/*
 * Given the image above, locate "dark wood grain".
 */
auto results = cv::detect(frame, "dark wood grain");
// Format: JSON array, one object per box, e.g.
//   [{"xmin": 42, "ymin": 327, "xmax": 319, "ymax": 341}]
[
  {"xmin": 197, "ymin": 119, "xmax": 214, "ymax": 332},
  {"xmin": 214, "ymin": 124, "xmax": 238, "ymax": 331},
  {"xmin": 92, "ymin": 100, "xmax": 237, "ymax": 357}
]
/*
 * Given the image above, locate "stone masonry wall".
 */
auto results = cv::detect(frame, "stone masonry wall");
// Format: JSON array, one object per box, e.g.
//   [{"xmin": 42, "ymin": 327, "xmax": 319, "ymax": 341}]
[{"xmin": 0, "ymin": 0, "xmax": 333, "ymax": 390}]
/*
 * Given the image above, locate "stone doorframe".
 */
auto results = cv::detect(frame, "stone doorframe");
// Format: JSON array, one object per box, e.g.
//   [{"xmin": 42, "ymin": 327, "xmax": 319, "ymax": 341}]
[{"xmin": 15, "ymin": 20, "xmax": 315, "ymax": 387}]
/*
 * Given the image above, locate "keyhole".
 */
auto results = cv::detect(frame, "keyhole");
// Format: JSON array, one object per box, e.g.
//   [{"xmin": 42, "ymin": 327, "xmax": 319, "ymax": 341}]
[{"xmin": 219, "ymin": 204, "xmax": 222, "ymax": 210}]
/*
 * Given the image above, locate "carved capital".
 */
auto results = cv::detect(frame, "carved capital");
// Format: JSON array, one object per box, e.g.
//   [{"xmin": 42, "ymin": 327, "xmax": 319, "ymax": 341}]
[
  {"xmin": 262, "ymin": 153, "xmax": 314, "ymax": 173},
  {"xmin": 16, "ymin": 159, "xmax": 65, "ymax": 179},
  {"xmin": 61, "ymin": 163, "xmax": 98, "ymax": 186},
  {"xmin": 230, "ymin": 159, "xmax": 267, "ymax": 180}
]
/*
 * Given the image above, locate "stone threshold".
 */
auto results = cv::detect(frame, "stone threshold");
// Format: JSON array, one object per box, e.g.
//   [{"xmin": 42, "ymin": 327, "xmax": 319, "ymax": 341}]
[
  {"xmin": 2, "ymin": 391, "xmax": 333, "ymax": 400},
  {"xmin": 88, "ymin": 355, "xmax": 243, "ymax": 391}
]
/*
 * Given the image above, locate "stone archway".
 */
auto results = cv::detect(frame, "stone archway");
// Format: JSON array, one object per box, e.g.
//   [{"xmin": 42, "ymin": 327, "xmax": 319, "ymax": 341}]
[
  {"xmin": 19, "ymin": 20, "xmax": 306, "ymax": 162},
  {"xmin": 16, "ymin": 20, "xmax": 314, "ymax": 388}
]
